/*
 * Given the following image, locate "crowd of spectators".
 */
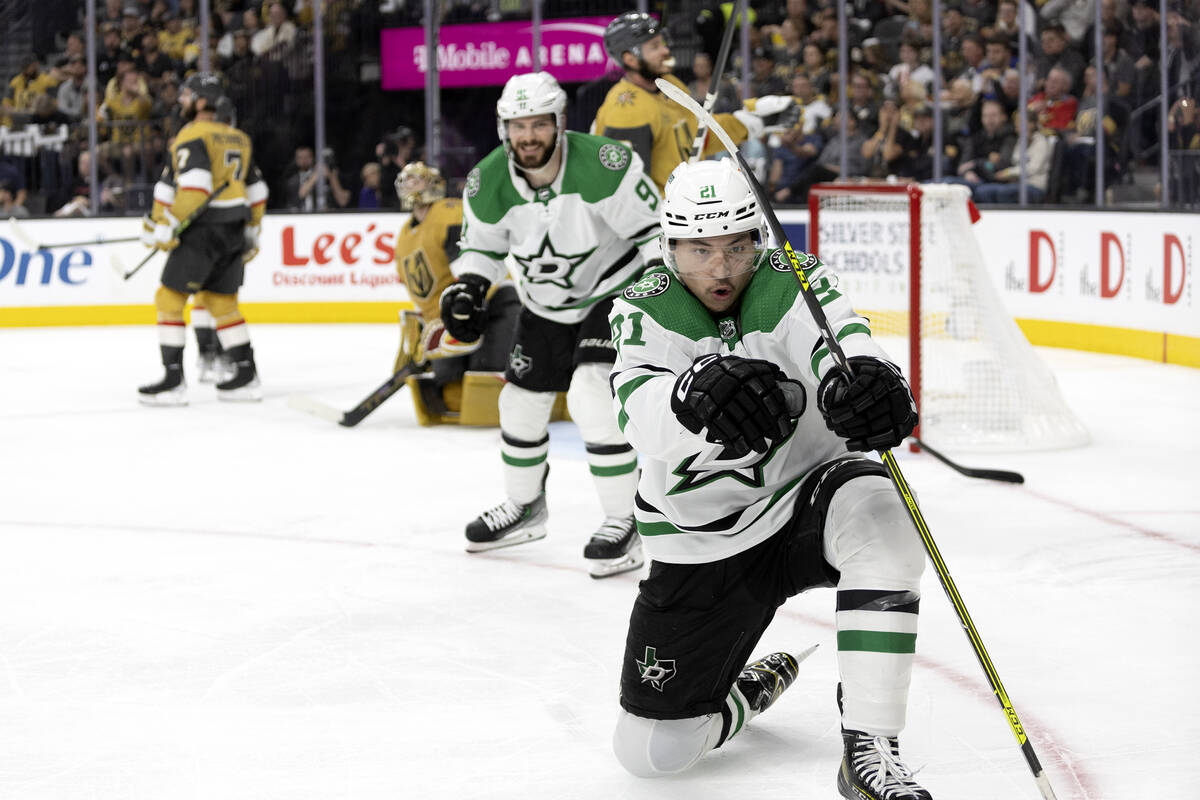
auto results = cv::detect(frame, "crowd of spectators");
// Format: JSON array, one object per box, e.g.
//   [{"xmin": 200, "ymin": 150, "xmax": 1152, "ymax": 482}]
[
  {"xmin": 688, "ymin": 0, "xmax": 1200, "ymax": 205},
  {"xmin": 2, "ymin": 0, "xmax": 1199, "ymax": 215}
]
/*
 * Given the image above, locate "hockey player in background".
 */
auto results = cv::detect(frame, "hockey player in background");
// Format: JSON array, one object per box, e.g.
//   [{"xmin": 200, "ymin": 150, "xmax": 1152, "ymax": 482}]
[
  {"xmin": 138, "ymin": 72, "xmax": 267, "ymax": 405},
  {"xmin": 439, "ymin": 71, "xmax": 662, "ymax": 578},
  {"xmin": 592, "ymin": 11, "xmax": 793, "ymax": 192},
  {"xmin": 608, "ymin": 159, "xmax": 931, "ymax": 799},
  {"xmin": 392, "ymin": 161, "xmax": 519, "ymax": 425}
]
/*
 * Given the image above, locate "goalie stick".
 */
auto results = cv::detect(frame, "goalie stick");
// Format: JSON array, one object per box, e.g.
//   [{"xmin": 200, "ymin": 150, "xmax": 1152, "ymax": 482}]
[
  {"xmin": 687, "ymin": 0, "xmax": 741, "ymax": 162},
  {"xmin": 112, "ymin": 180, "xmax": 231, "ymax": 281},
  {"xmin": 656, "ymin": 77, "xmax": 1060, "ymax": 800},
  {"xmin": 288, "ymin": 361, "xmax": 424, "ymax": 427},
  {"xmin": 7, "ymin": 217, "xmax": 140, "ymax": 251}
]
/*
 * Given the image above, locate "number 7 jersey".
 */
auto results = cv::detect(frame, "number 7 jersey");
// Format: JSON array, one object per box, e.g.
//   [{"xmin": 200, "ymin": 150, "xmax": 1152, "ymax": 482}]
[
  {"xmin": 154, "ymin": 118, "xmax": 268, "ymax": 227},
  {"xmin": 454, "ymin": 131, "xmax": 663, "ymax": 325}
]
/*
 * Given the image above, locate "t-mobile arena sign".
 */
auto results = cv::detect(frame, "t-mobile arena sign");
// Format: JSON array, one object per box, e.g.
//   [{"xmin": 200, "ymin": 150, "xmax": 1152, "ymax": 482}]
[{"xmin": 381, "ymin": 17, "xmax": 618, "ymax": 89}]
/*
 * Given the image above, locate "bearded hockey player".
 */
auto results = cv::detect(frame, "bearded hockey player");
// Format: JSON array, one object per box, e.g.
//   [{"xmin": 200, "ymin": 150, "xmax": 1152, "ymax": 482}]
[
  {"xmin": 607, "ymin": 158, "xmax": 931, "ymax": 799},
  {"xmin": 592, "ymin": 11, "xmax": 792, "ymax": 192},
  {"xmin": 138, "ymin": 72, "xmax": 268, "ymax": 405},
  {"xmin": 439, "ymin": 71, "xmax": 663, "ymax": 578},
  {"xmin": 392, "ymin": 161, "xmax": 519, "ymax": 425}
]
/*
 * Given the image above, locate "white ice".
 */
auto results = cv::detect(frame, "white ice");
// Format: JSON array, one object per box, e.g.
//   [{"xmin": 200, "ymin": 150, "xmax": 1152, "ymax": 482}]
[{"xmin": 1, "ymin": 324, "xmax": 1196, "ymax": 800}]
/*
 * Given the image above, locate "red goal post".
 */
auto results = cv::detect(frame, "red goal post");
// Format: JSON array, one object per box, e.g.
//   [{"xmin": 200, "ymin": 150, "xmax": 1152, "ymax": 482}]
[{"xmin": 806, "ymin": 182, "xmax": 1088, "ymax": 452}]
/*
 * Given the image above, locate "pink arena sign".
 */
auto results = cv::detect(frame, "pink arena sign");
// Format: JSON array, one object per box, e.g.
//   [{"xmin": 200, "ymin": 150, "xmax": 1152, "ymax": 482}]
[{"xmin": 381, "ymin": 17, "xmax": 619, "ymax": 89}]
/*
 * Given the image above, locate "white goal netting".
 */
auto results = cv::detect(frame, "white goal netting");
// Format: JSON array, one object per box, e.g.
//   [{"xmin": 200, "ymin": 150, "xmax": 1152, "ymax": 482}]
[{"xmin": 810, "ymin": 183, "xmax": 1089, "ymax": 451}]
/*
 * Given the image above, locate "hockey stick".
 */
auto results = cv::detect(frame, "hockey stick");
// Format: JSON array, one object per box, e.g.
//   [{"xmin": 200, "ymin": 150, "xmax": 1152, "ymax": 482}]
[
  {"xmin": 687, "ymin": 0, "xmax": 742, "ymax": 162},
  {"xmin": 113, "ymin": 180, "xmax": 231, "ymax": 281},
  {"xmin": 288, "ymin": 360, "xmax": 424, "ymax": 427},
  {"xmin": 656, "ymin": 77, "xmax": 1060, "ymax": 800},
  {"xmin": 913, "ymin": 438, "xmax": 1025, "ymax": 484},
  {"xmin": 8, "ymin": 217, "xmax": 140, "ymax": 250}
]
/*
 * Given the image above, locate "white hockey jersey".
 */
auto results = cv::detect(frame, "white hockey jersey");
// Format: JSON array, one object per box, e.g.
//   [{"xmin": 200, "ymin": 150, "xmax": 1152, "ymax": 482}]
[
  {"xmin": 454, "ymin": 131, "xmax": 663, "ymax": 325},
  {"xmin": 609, "ymin": 251, "xmax": 895, "ymax": 565}
]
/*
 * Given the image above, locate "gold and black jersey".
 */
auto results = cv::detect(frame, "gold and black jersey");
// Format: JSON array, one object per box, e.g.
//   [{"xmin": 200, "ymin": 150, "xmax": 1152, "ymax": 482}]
[
  {"xmin": 153, "ymin": 118, "xmax": 269, "ymax": 227},
  {"xmin": 395, "ymin": 198, "xmax": 463, "ymax": 322},
  {"xmin": 591, "ymin": 73, "xmax": 750, "ymax": 193}
]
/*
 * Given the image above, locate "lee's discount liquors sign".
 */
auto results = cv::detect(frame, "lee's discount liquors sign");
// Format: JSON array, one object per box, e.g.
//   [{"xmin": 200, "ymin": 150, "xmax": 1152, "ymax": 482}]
[{"xmin": 380, "ymin": 16, "xmax": 616, "ymax": 89}]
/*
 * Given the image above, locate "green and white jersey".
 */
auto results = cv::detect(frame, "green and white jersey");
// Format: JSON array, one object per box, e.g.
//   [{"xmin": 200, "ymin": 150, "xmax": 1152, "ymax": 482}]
[
  {"xmin": 609, "ymin": 251, "xmax": 893, "ymax": 565},
  {"xmin": 455, "ymin": 131, "xmax": 663, "ymax": 324}
]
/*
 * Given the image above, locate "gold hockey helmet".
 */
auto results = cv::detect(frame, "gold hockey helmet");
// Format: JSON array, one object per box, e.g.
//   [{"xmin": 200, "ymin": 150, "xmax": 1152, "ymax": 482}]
[{"xmin": 396, "ymin": 162, "xmax": 446, "ymax": 210}]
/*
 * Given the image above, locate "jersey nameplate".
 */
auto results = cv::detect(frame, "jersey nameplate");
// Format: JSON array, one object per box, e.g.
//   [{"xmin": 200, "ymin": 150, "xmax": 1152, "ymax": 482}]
[{"xmin": 623, "ymin": 272, "xmax": 670, "ymax": 299}]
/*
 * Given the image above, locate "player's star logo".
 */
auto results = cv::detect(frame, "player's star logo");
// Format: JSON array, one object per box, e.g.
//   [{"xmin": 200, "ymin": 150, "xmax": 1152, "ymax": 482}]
[
  {"xmin": 512, "ymin": 234, "xmax": 595, "ymax": 289},
  {"xmin": 667, "ymin": 426, "xmax": 796, "ymax": 496},
  {"xmin": 636, "ymin": 646, "xmax": 676, "ymax": 691}
]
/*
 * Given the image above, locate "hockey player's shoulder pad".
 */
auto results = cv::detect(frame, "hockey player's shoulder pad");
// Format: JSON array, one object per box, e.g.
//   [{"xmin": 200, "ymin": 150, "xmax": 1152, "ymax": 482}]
[
  {"xmin": 562, "ymin": 131, "xmax": 637, "ymax": 198},
  {"xmin": 736, "ymin": 248, "xmax": 810, "ymax": 335},
  {"xmin": 619, "ymin": 268, "xmax": 720, "ymax": 344},
  {"xmin": 428, "ymin": 197, "xmax": 463, "ymax": 228},
  {"xmin": 463, "ymin": 146, "xmax": 522, "ymax": 225}
]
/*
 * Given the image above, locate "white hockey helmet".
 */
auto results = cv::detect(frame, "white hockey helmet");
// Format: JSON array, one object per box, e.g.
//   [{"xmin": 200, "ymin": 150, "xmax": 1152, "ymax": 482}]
[
  {"xmin": 660, "ymin": 159, "xmax": 768, "ymax": 277},
  {"xmin": 496, "ymin": 71, "xmax": 567, "ymax": 160}
]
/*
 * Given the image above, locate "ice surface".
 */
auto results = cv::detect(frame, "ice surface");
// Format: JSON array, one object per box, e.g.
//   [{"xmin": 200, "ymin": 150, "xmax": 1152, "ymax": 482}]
[{"xmin": 1, "ymin": 324, "xmax": 1196, "ymax": 799}]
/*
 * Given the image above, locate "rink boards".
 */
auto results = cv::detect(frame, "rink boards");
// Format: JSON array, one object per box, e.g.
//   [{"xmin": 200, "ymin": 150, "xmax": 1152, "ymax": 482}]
[{"xmin": 1, "ymin": 208, "xmax": 1196, "ymax": 366}]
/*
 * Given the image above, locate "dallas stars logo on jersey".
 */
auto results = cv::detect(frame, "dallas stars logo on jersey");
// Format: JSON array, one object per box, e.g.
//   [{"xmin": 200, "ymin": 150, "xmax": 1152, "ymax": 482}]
[
  {"xmin": 512, "ymin": 233, "xmax": 596, "ymax": 289},
  {"xmin": 668, "ymin": 426, "xmax": 797, "ymax": 495},
  {"xmin": 636, "ymin": 646, "xmax": 676, "ymax": 691}
]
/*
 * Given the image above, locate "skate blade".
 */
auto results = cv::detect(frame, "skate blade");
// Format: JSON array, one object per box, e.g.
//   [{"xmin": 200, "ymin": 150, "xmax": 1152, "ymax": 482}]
[
  {"xmin": 587, "ymin": 550, "xmax": 645, "ymax": 579},
  {"xmin": 217, "ymin": 381, "xmax": 264, "ymax": 402},
  {"xmin": 464, "ymin": 526, "xmax": 547, "ymax": 553},
  {"xmin": 138, "ymin": 390, "xmax": 188, "ymax": 407}
]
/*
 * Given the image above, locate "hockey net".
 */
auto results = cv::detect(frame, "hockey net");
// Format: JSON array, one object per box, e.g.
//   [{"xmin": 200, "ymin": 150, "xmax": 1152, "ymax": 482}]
[{"xmin": 808, "ymin": 182, "xmax": 1089, "ymax": 451}]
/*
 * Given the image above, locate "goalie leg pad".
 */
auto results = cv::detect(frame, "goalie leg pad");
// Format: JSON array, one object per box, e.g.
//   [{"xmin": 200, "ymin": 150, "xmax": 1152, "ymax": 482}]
[{"xmin": 458, "ymin": 371, "xmax": 506, "ymax": 426}]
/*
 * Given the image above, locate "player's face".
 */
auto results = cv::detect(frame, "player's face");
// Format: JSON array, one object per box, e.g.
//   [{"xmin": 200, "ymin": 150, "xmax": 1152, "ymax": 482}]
[
  {"xmin": 505, "ymin": 114, "xmax": 558, "ymax": 169},
  {"xmin": 672, "ymin": 232, "xmax": 759, "ymax": 313},
  {"xmin": 639, "ymin": 34, "xmax": 673, "ymax": 76},
  {"xmin": 178, "ymin": 86, "xmax": 195, "ymax": 116}
]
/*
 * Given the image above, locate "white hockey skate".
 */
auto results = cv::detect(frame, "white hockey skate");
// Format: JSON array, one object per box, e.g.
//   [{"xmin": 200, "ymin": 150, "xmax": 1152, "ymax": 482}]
[
  {"xmin": 583, "ymin": 515, "xmax": 644, "ymax": 579},
  {"xmin": 465, "ymin": 493, "xmax": 548, "ymax": 553}
]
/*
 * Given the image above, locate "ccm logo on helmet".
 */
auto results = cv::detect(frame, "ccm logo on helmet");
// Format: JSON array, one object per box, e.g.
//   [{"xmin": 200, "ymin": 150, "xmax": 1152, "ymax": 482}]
[{"xmin": 693, "ymin": 211, "xmax": 730, "ymax": 220}]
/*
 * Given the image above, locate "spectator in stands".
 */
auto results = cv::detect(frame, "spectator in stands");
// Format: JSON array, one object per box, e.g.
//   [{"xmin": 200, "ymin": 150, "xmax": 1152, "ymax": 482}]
[
  {"xmin": 252, "ymin": 2, "xmax": 297, "ymax": 59},
  {"xmin": 376, "ymin": 126, "xmax": 416, "ymax": 208},
  {"xmin": 775, "ymin": 110, "xmax": 867, "ymax": 202},
  {"xmin": 973, "ymin": 109, "xmax": 1052, "ymax": 203},
  {"xmin": 1101, "ymin": 24, "xmax": 1137, "ymax": 100},
  {"xmin": 221, "ymin": 29, "xmax": 254, "ymax": 71},
  {"xmin": 56, "ymin": 55, "xmax": 89, "ymax": 120},
  {"xmin": 1063, "ymin": 64, "xmax": 1128, "ymax": 201},
  {"xmin": 240, "ymin": 8, "xmax": 263, "ymax": 46},
  {"xmin": 941, "ymin": 2, "xmax": 973, "ymax": 78},
  {"xmin": 120, "ymin": 5, "xmax": 146, "ymax": 51},
  {"xmin": 952, "ymin": 97, "xmax": 1017, "ymax": 189},
  {"xmin": 158, "ymin": 11, "xmax": 193, "ymax": 63},
  {"xmin": 943, "ymin": 77, "xmax": 978, "ymax": 141},
  {"xmin": 1035, "ymin": 22, "xmax": 1085, "ymax": 92},
  {"xmin": 100, "ymin": 0, "xmax": 125, "ymax": 29},
  {"xmin": 987, "ymin": 0, "xmax": 1038, "ymax": 52},
  {"xmin": 801, "ymin": 42, "xmax": 831, "ymax": 95},
  {"xmin": 0, "ymin": 181, "xmax": 30, "ymax": 218},
  {"xmin": 1082, "ymin": 0, "xmax": 1132, "ymax": 59},
  {"xmin": 103, "ymin": 50, "xmax": 144, "ymax": 107},
  {"xmin": 358, "ymin": 162, "xmax": 382, "ymax": 208},
  {"xmin": 957, "ymin": 34, "xmax": 988, "ymax": 93},
  {"xmin": 688, "ymin": 52, "xmax": 740, "ymax": 114},
  {"xmin": 862, "ymin": 98, "xmax": 906, "ymax": 178},
  {"xmin": 58, "ymin": 33, "xmax": 86, "ymax": 65},
  {"xmin": 749, "ymin": 47, "xmax": 788, "ymax": 97},
  {"xmin": 789, "ymin": 71, "xmax": 832, "ymax": 134},
  {"xmin": 848, "ymin": 71, "xmax": 880, "ymax": 136},
  {"xmin": 284, "ymin": 145, "xmax": 351, "ymax": 210},
  {"xmin": 1039, "ymin": 0, "xmax": 1097, "ymax": 44},
  {"xmin": 3, "ymin": 55, "xmax": 60, "ymax": 126},
  {"xmin": 136, "ymin": 30, "xmax": 176, "ymax": 79},
  {"xmin": 30, "ymin": 93, "xmax": 73, "ymax": 132},
  {"xmin": 97, "ymin": 23, "xmax": 125, "ymax": 89},
  {"xmin": 886, "ymin": 40, "xmax": 936, "ymax": 100},
  {"xmin": 894, "ymin": 104, "xmax": 945, "ymax": 181},
  {"xmin": 1029, "ymin": 66, "xmax": 1079, "ymax": 132},
  {"xmin": 774, "ymin": 18, "xmax": 805, "ymax": 77},
  {"xmin": 1169, "ymin": 95, "xmax": 1199, "ymax": 149},
  {"xmin": 901, "ymin": 0, "xmax": 936, "ymax": 43},
  {"xmin": 981, "ymin": 35, "xmax": 1014, "ymax": 91}
]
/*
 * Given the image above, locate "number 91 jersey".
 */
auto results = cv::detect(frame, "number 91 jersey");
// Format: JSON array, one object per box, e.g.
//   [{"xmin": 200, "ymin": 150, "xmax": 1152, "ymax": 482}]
[{"xmin": 453, "ymin": 131, "xmax": 663, "ymax": 325}]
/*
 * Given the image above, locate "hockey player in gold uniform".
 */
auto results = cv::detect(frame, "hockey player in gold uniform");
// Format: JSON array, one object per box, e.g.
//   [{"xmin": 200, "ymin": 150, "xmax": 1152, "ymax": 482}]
[
  {"xmin": 137, "ymin": 72, "xmax": 268, "ymax": 405},
  {"xmin": 592, "ymin": 12, "xmax": 793, "ymax": 193},
  {"xmin": 392, "ymin": 162, "xmax": 519, "ymax": 425}
]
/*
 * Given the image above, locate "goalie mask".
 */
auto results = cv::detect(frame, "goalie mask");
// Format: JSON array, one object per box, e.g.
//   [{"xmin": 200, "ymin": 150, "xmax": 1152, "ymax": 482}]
[
  {"xmin": 396, "ymin": 162, "xmax": 446, "ymax": 210},
  {"xmin": 496, "ymin": 71, "xmax": 567, "ymax": 173},
  {"xmin": 660, "ymin": 159, "xmax": 768, "ymax": 281}
]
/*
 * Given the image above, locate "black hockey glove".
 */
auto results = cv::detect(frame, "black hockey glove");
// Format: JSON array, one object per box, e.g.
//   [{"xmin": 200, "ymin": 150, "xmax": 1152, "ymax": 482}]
[
  {"xmin": 817, "ymin": 356, "xmax": 918, "ymax": 452},
  {"xmin": 439, "ymin": 273, "xmax": 491, "ymax": 343},
  {"xmin": 671, "ymin": 354, "xmax": 796, "ymax": 457}
]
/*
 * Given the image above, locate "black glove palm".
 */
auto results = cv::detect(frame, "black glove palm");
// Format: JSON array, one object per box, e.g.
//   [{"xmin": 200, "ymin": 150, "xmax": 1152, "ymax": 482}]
[
  {"xmin": 672, "ymin": 355, "xmax": 795, "ymax": 458},
  {"xmin": 817, "ymin": 356, "xmax": 918, "ymax": 452},
  {"xmin": 439, "ymin": 274, "xmax": 491, "ymax": 343}
]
